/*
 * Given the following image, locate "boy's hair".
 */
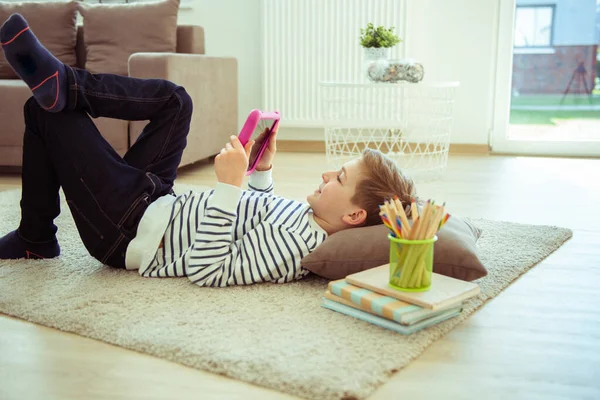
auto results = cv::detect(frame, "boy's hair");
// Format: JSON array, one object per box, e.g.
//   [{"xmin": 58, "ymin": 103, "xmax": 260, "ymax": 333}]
[{"xmin": 350, "ymin": 148, "xmax": 417, "ymax": 227}]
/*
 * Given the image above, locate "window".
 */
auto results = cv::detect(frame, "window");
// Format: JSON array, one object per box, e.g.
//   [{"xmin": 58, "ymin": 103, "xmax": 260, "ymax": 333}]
[{"xmin": 514, "ymin": 5, "xmax": 555, "ymax": 47}]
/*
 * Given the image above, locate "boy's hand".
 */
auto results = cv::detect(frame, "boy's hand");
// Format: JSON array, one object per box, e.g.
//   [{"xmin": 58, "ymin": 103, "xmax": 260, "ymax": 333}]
[
  {"xmin": 215, "ymin": 135, "xmax": 254, "ymax": 188},
  {"xmin": 255, "ymin": 124, "xmax": 278, "ymax": 172}
]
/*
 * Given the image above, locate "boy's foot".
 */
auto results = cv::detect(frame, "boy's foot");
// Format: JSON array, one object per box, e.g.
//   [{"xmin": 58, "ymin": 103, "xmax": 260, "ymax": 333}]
[
  {"xmin": 0, "ymin": 13, "xmax": 67, "ymax": 112},
  {"xmin": 0, "ymin": 230, "xmax": 60, "ymax": 260}
]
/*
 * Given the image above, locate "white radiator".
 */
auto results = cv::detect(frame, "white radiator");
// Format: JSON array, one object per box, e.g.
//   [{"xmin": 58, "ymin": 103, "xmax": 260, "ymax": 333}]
[{"xmin": 261, "ymin": 0, "xmax": 407, "ymax": 127}]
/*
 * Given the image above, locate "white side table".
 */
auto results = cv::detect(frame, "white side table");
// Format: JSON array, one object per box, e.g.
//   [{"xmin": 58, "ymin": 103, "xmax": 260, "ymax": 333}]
[{"xmin": 319, "ymin": 81, "xmax": 459, "ymax": 182}]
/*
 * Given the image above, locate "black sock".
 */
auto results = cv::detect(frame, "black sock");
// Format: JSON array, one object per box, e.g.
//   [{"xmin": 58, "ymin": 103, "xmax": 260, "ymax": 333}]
[
  {"xmin": 0, "ymin": 230, "xmax": 60, "ymax": 260},
  {"xmin": 0, "ymin": 13, "xmax": 68, "ymax": 112}
]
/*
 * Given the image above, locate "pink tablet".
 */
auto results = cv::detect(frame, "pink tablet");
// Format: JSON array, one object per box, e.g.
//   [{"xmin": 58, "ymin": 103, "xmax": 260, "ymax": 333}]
[{"xmin": 238, "ymin": 109, "xmax": 280, "ymax": 175}]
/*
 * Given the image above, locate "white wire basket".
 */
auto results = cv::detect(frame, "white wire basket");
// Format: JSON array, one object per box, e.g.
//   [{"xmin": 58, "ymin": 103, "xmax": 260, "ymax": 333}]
[{"xmin": 319, "ymin": 81, "xmax": 459, "ymax": 182}]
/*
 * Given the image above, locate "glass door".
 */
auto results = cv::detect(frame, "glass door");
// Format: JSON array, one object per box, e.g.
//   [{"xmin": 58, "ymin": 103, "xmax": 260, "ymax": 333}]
[{"xmin": 491, "ymin": 0, "xmax": 600, "ymax": 156}]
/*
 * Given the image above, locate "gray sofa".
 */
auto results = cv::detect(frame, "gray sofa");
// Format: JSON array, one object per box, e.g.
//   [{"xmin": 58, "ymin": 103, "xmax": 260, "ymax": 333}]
[{"xmin": 0, "ymin": 25, "xmax": 238, "ymax": 168}]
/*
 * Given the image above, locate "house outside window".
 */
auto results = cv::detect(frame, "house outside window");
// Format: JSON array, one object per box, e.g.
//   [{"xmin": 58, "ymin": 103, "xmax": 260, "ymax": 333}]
[{"xmin": 514, "ymin": 5, "xmax": 555, "ymax": 47}]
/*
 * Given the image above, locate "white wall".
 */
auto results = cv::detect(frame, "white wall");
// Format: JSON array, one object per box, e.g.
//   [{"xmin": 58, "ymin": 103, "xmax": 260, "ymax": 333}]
[
  {"xmin": 404, "ymin": 0, "xmax": 500, "ymax": 145},
  {"xmin": 178, "ymin": 0, "xmax": 262, "ymax": 130},
  {"xmin": 179, "ymin": 0, "xmax": 502, "ymax": 146}
]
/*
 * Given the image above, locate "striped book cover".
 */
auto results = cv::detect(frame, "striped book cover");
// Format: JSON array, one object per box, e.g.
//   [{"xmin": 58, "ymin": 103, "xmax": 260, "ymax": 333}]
[
  {"xmin": 328, "ymin": 280, "xmax": 462, "ymax": 325},
  {"xmin": 321, "ymin": 297, "xmax": 463, "ymax": 335}
]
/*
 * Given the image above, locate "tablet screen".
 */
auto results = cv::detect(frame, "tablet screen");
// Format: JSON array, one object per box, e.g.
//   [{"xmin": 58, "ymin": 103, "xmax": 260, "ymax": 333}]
[{"xmin": 247, "ymin": 119, "xmax": 276, "ymax": 171}]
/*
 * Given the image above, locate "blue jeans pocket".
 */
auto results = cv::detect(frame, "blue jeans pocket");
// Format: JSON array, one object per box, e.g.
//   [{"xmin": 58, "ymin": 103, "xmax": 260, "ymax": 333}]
[{"xmin": 120, "ymin": 192, "xmax": 151, "ymax": 238}]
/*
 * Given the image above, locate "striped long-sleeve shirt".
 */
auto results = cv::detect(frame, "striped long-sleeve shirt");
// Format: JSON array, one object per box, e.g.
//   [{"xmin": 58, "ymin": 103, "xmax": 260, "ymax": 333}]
[{"xmin": 124, "ymin": 168, "xmax": 329, "ymax": 287}]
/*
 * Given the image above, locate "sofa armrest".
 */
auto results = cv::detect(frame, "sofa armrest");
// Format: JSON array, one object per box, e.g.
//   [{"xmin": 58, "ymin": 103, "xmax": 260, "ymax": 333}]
[
  {"xmin": 176, "ymin": 25, "xmax": 205, "ymax": 55},
  {"xmin": 128, "ymin": 53, "xmax": 238, "ymax": 167}
]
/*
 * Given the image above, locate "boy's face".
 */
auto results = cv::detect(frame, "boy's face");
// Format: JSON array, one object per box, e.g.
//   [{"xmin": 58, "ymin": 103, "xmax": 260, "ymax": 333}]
[{"xmin": 307, "ymin": 158, "xmax": 367, "ymax": 233}]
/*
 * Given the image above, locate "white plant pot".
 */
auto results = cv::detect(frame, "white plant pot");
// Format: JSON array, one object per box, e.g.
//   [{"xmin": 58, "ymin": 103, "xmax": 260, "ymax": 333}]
[{"xmin": 363, "ymin": 47, "xmax": 392, "ymax": 61}]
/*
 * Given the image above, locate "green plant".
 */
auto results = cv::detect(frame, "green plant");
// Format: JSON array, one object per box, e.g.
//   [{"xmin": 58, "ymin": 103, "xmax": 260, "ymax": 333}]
[{"xmin": 359, "ymin": 23, "xmax": 402, "ymax": 48}]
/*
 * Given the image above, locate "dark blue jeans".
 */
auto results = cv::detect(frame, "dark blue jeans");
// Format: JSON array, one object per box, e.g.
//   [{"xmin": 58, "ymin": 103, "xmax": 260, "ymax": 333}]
[{"xmin": 18, "ymin": 67, "xmax": 193, "ymax": 268}]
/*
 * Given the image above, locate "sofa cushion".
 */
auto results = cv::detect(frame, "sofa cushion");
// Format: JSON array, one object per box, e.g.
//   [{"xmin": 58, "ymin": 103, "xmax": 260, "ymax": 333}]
[
  {"xmin": 77, "ymin": 0, "xmax": 180, "ymax": 75},
  {"xmin": 0, "ymin": 79, "xmax": 128, "ymax": 164},
  {"xmin": 0, "ymin": 1, "xmax": 78, "ymax": 79},
  {"xmin": 91, "ymin": 117, "xmax": 129, "ymax": 157},
  {"xmin": 0, "ymin": 146, "xmax": 23, "ymax": 167},
  {"xmin": 0, "ymin": 80, "xmax": 31, "ymax": 147},
  {"xmin": 301, "ymin": 215, "xmax": 487, "ymax": 282}
]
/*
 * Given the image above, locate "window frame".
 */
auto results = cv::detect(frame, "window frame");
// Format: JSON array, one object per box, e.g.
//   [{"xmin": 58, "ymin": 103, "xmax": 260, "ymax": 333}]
[{"xmin": 513, "ymin": 4, "xmax": 556, "ymax": 49}]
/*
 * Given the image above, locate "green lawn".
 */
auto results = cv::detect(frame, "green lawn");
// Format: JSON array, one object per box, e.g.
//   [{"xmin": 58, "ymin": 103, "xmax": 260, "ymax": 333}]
[
  {"xmin": 511, "ymin": 94, "xmax": 600, "ymax": 107},
  {"xmin": 509, "ymin": 95, "xmax": 600, "ymax": 125},
  {"xmin": 510, "ymin": 110, "xmax": 600, "ymax": 125}
]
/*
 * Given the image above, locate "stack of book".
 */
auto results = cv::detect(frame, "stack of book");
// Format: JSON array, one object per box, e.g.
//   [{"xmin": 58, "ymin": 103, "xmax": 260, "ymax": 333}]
[{"xmin": 321, "ymin": 264, "xmax": 481, "ymax": 335}]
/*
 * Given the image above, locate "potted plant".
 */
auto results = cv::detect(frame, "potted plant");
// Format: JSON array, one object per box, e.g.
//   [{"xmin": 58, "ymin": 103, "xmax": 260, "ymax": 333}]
[
  {"xmin": 360, "ymin": 23, "xmax": 424, "ymax": 83},
  {"xmin": 360, "ymin": 23, "xmax": 402, "ymax": 61}
]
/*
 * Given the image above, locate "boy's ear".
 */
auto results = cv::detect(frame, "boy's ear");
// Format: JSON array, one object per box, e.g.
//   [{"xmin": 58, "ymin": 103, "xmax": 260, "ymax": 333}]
[{"xmin": 343, "ymin": 209, "xmax": 367, "ymax": 226}]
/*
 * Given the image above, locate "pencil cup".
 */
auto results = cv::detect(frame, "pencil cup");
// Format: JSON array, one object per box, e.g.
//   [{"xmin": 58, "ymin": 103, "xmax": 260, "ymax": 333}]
[{"xmin": 388, "ymin": 234, "xmax": 438, "ymax": 292}]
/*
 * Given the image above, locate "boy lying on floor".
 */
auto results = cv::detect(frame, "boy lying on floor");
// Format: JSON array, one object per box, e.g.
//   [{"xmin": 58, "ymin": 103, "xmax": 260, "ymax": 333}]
[{"xmin": 0, "ymin": 14, "xmax": 416, "ymax": 286}]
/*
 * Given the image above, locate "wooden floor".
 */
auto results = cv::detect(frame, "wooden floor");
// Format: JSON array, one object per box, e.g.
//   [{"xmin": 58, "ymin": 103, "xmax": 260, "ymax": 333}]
[{"xmin": 1, "ymin": 153, "xmax": 599, "ymax": 400}]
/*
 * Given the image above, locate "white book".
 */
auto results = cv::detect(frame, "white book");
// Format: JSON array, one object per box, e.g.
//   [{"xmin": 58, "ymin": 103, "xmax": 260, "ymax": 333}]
[{"xmin": 346, "ymin": 264, "xmax": 480, "ymax": 310}]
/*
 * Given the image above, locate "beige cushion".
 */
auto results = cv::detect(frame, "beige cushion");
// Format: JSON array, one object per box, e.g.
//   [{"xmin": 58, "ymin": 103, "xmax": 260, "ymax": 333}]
[
  {"xmin": 91, "ymin": 117, "xmax": 129, "ymax": 156},
  {"xmin": 301, "ymin": 216, "xmax": 487, "ymax": 282},
  {"xmin": 0, "ymin": 1, "xmax": 78, "ymax": 79},
  {"xmin": 0, "ymin": 80, "xmax": 30, "ymax": 146},
  {"xmin": 77, "ymin": 0, "xmax": 180, "ymax": 75},
  {"xmin": 176, "ymin": 25, "xmax": 205, "ymax": 55},
  {"xmin": 0, "ymin": 146, "xmax": 22, "ymax": 167}
]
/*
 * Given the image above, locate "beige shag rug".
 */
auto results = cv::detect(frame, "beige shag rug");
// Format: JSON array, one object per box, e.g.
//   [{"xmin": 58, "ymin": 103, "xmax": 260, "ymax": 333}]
[{"xmin": 0, "ymin": 187, "xmax": 573, "ymax": 400}]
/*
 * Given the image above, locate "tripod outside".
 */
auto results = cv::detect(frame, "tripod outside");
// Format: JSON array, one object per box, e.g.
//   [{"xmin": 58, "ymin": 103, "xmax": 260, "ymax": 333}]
[{"xmin": 560, "ymin": 61, "xmax": 594, "ymax": 105}]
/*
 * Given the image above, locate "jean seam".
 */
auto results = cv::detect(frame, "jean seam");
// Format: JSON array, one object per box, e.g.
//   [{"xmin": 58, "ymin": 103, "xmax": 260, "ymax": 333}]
[
  {"xmin": 79, "ymin": 89, "xmax": 173, "ymax": 103},
  {"xmin": 78, "ymin": 177, "xmax": 120, "ymax": 230},
  {"xmin": 66, "ymin": 199, "xmax": 104, "ymax": 240},
  {"xmin": 69, "ymin": 66, "xmax": 78, "ymax": 108},
  {"xmin": 101, "ymin": 233, "xmax": 125, "ymax": 264},
  {"xmin": 117, "ymin": 192, "xmax": 148, "ymax": 227},
  {"xmin": 145, "ymin": 172, "xmax": 157, "ymax": 196},
  {"xmin": 154, "ymin": 91, "xmax": 183, "ymax": 162}
]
